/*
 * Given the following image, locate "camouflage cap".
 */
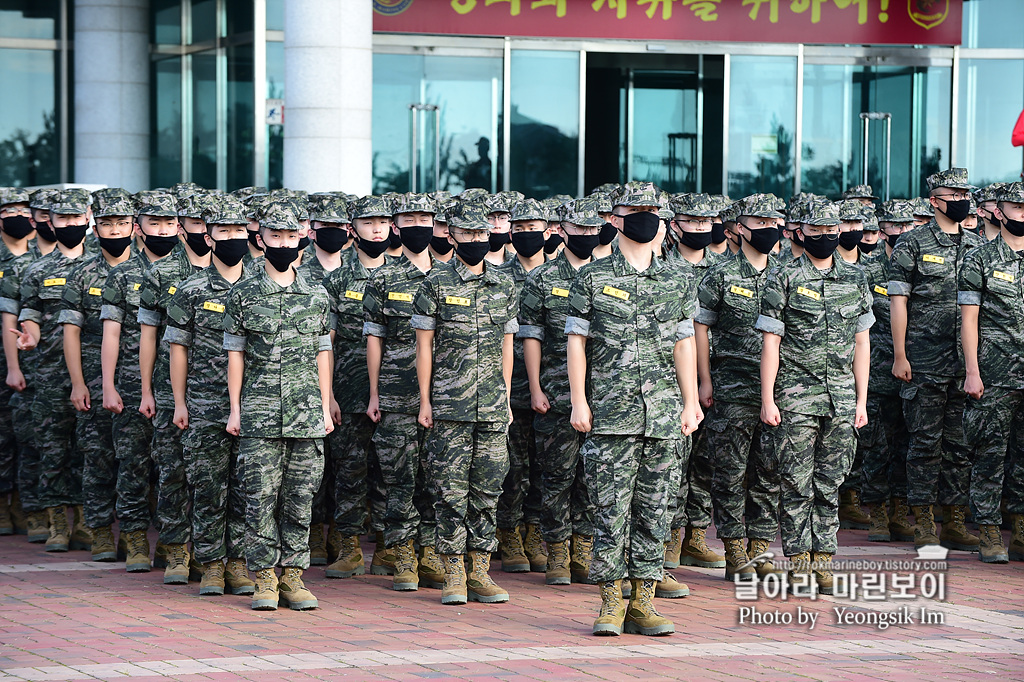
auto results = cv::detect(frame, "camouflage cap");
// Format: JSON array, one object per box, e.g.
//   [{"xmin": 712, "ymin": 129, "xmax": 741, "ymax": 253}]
[
  {"xmin": 837, "ymin": 199, "xmax": 867, "ymax": 222},
  {"xmin": 232, "ymin": 186, "xmax": 269, "ymax": 200},
  {"xmin": 349, "ymin": 195, "xmax": 393, "ymax": 220},
  {"xmin": 590, "ymin": 182, "xmax": 621, "ymax": 196},
  {"xmin": 973, "ymin": 183, "xmax": 1007, "ymax": 204},
  {"xmin": 434, "ymin": 200, "xmax": 458, "ymax": 225},
  {"xmin": 720, "ymin": 201, "xmax": 741, "ymax": 223},
  {"xmin": 176, "ymin": 193, "xmax": 218, "ymax": 219},
  {"xmin": 612, "ymin": 181, "xmax": 662, "ymax": 208},
  {"xmin": 708, "ymin": 194, "xmax": 732, "ymax": 215},
  {"xmin": 559, "ymin": 197, "xmax": 604, "ymax": 227},
  {"xmin": 169, "ymin": 181, "xmax": 204, "ymax": 199},
  {"xmin": 863, "ymin": 213, "xmax": 880, "ymax": 231},
  {"xmin": 446, "ymin": 201, "xmax": 491, "ymax": 232},
  {"xmin": 0, "ymin": 188, "xmax": 30, "ymax": 206},
  {"xmin": 541, "ymin": 197, "xmax": 564, "ymax": 222},
  {"xmin": 393, "ymin": 192, "xmax": 437, "ymax": 217},
  {"xmin": 926, "ymin": 167, "xmax": 974, "ymax": 192},
  {"xmin": 92, "ymin": 188, "xmax": 136, "ymax": 218},
  {"xmin": 460, "ymin": 188, "xmax": 489, "ymax": 202},
  {"xmin": 997, "ymin": 182, "xmax": 1024, "ymax": 204},
  {"xmin": 803, "ymin": 198, "xmax": 840, "ymax": 226},
  {"xmin": 311, "ymin": 196, "xmax": 350, "ymax": 223},
  {"xmin": 737, "ymin": 193, "xmax": 785, "ymax": 220},
  {"xmin": 669, "ymin": 193, "xmax": 719, "ymax": 218},
  {"xmin": 307, "ymin": 192, "xmax": 334, "ymax": 215},
  {"xmin": 879, "ymin": 199, "xmax": 916, "ymax": 224},
  {"xmin": 968, "ymin": 197, "xmax": 978, "ymax": 216},
  {"xmin": 588, "ymin": 192, "xmax": 613, "ymax": 214},
  {"xmin": 51, "ymin": 188, "xmax": 92, "ymax": 216},
  {"xmin": 910, "ymin": 196, "xmax": 934, "ymax": 217},
  {"xmin": 135, "ymin": 192, "xmax": 177, "ymax": 218},
  {"xmin": 509, "ymin": 198, "xmax": 548, "ymax": 223},
  {"xmin": 29, "ymin": 188, "xmax": 59, "ymax": 211},
  {"xmin": 203, "ymin": 196, "xmax": 250, "ymax": 226},
  {"xmin": 257, "ymin": 201, "xmax": 301, "ymax": 231},
  {"xmin": 429, "ymin": 190, "xmax": 452, "ymax": 203},
  {"xmin": 484, "ymin": 192, "xmax": 510, "ymax": 215},
  {"xmin": 842, "ymin": 184, "xmax": 878, "ymax": 200}
]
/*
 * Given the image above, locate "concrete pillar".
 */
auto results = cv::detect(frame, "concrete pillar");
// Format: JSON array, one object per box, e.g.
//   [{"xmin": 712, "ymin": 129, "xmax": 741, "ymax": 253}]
[
  {"xmin": 73, "ymin": 0, "xmax": 150, "ymax": 191},
  {"xmin": 284, "ymin": 0, "xmax": 372, "ymax": 194}
]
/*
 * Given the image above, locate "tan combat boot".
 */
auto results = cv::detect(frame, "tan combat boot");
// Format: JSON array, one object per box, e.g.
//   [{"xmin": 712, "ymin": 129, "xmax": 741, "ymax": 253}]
[
  {"xmin": 787, "ymin": 551, "xmax": 814, "ymax": 596},
  {"xmin": 440, "ymin": 554, "xmax": 468, "ymax": 605},
  {"xmin": 279, "ymin": 567, "xmax": 318, "ymax": 610},
  {"xmin": 723, "ymin": 538, "xmax": 755, "ymax": 581},
  {"xmin": 370, "ymin": 531, "xmax": 397, "ymax": 576},
  {"xmin": 124, "ymin": 530, "xmax": 151, "ymax": 572},
  {"xmin": 592, "ymin": 580, "xmax": 625, "ymax": 636},
  {"xmin": 523, "ymin": 523, "xmax": 547, "ymax": 572},
  {"xmin": 570, "ymin": 534, "xmax": 595, "ymax": 584},
  {"xmin": 251, "ymin": 568, "xmax": 279, "ymax": 610},
  {"xmin": 90, "ymin": 526, "xmax": 117, "ymax": 562},
  {"xmin": 10, "ymin": 491, "xmax": 26, "ymax": 535},
  {"xmin": 1009, "ymin": 514, "xmax": 1024, "ymax": 562},
  {"xmin": 655, "ymin": 570, "xmax": 689, "ymax": 598},
  {"xmin": 680, "ymin": 526, "xmax": 726, "ymax": 568},
  {"xmin": 811, "ymin": 552, "xmax": 834, "ymax": 595},
  {"xmin": 889, "ymin": 497, "xmax": 915, "ymax": 541},
  {"xmin": 912, "ymin": 505, "xmax": 939, "ymax": 548},
  {"xmin": 496, "ymin": 527, "xmax": 530, "ymax": 572},
  {"xmin": 624, "ymin": 579, "xmax": 675, "ymax": 636},
  {"xmin": 325, "ymin": 535, "xmax": 365, "ymax": 578},
  {"xmin": 0, "ymin": 494, "xmax": 12, "ymax": 535},
  {"xmin": 308, "ymin": 523, "xmax": 328, "ymax": 566},
  {"xmin": 392, "ymin": 539, "xmax": 419, "ymax": 591},
  {"xmin": 418, "ymin": 545, "xmax": 445, "ymax": 589},
  {"xmin": 747, "ymin": 538, "xmax": 782, "ymax": 578},
  {"xmin": 225, "ymin": 558, "xmax": 255, "ymax": 595},
  {"xmin": 867, "ymin": 504, "xmax": 891, "ymax": 542},
  {"xmin": 45, "ymin": 506, "xmax": 70, "ymax": 552},
  {"xmin": 153, "ymin": 541, "xmax": 169, "ymax": 569},
  {"xmin": 545, "ymin": 540, "xmax": 571, "ymax": 585},
  {"xmin": 940, "ymin": 505, "xmax": 979, "ymax": 552},
  {"xmin": 70, "ymin": 505, "xmax": 92, "ymax": 551},
  {"xmin": 466, "ymin": 550, "xmax": 509, "ymax": 603},
  {"xmin": 200, "ymin": 560, "xmax": 226, "ymax": 596},
  {"xmin": 326, "ymin": 520, "xmax": 342, "ymax": 563},
  {"xmin": 663, "ymin": 527, "xmax": 683, "ymax": 568},
  {"xmin": 26, "ymin": 510, "xmax": 49, "ymax": 543},
  {"xmin": 838, "ymin": 489, "xmax": 871, "ymax": 529},
  {"xmin": 163, "ymin": 543, "xmax": 190, "ymax": 584},
  {"xmin": 978, "ymin": 525, "xmax": 1009, "ymax": 564}
]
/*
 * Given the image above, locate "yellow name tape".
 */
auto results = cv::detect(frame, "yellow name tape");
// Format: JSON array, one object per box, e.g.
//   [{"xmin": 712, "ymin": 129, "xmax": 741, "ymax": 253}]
[
  {"xmin": 993, "ymin": 270, "xmax": 1014, "ymax": 283},
  {"xmin": 922, "ymin": 254, "xmax": 945, "ymax": 264},
  {"xmin": 796, "ymin": 286, "xmax": 821, "ymax": 301},
  {"xmin": 203, "ymin": 301, "xmax": 225, "ymax": 313},
  {"xmin": 445, "ymin": 296, "xmax": 470, "ymax": 306},
  {"xmin": 43, "ymin": 278, "xmax": 66, "ymax": 287},
  {"xmin": 602, "ymin": 285, "xmax": 630, "ymax": 301},
  {"xmin": 388, "ymin": 291, "xmax": 413, "ymax": 302},
  {"xmin": 0, "ymin": 271, "xmax": 5, "ymax": 278},
  {"xmin": 88, "ymin": 287, "xmax": 102, "ymax": 296},
  {"xmin": 133, "ymin": 283, "xmax": 141, "ymax": 290},
  {"xmin": 873, "ymin": 285, "xmax": 888, "ymax": 296},
  {"xmin": 730, "ymin": 285, "xmax": 754, "ymax": 298},
  {"xmin": 344, "ymin": 290, "xmax": 364, "ymax": 301},
  {"xmin": 551, "ymin": 287, "xmax": 570, "ymax": 298}
]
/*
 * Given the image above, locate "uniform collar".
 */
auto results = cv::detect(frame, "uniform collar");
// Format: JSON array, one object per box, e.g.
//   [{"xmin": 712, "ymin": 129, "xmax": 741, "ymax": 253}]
[
  {"xmin": 735, "ymin": 249, "xmax": 776, "ymax": 278},
  {"xmin": 254, "ymin": 265, "xmax": 315, "ymax": 295},
  {"xmin": 611, "ymin": 247, "xmax": 665, "ymax": 278},
  {"xmin": 925, "ymin": 219, "xmax": 964, "ymax": 248},
  {"xmin": 797, "ymin": 252, "xmax": 845, "ymax": 280},
  {"xmin": 452, "ymin": 256, "xmax": 501, "ymax": 284},
  {"xmin": 554, "ymin": 251, "xmax": 581, "ymax": 279},
  {"xmin": 993, "ymin": 234, "xmax": 1024, "ymax": 262}
]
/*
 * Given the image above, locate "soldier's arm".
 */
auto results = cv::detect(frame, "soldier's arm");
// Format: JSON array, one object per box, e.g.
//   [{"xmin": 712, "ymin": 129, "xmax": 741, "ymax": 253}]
[
  {"xmin": 137, "ymin": 269, "xmax": 162, "ymax": 417},
  {"xmin": 754, "ymin": 271, "xmax": 786, "ymax": 426},
  {"xmin": 164, "ymin": 290, "xmax": 194, "ymax": 430},
  {"xmin": 853, "ymin": 329, "xmax": 870, "ymax": 428},
  {"xmin": 958, "ymin": 253, "xmax": 984, "ymax": 399},
  {"xmin": 317, "ymin": 348, "xmax": 335, "ymax": 436},
  {"xmin": 2, "ymin": 312, "xmax": 23, "ymax": 391},
  {"xmin": 59, "ymin": 271, "xmax": 89, "ymax": 410},
  {"xmin": 362, "ymin": 273, "xmax": 386, "ymax": 423},
  {"xmin": 15, "ymin": 275, "xmax": 42, "ymax": 351},
  {"xmin": 887, "ymin": 239, "xmax": 916, "ymax": 382},
  {"xmin": 694, "ymin": 268, "xmax": 723, "ymax": 408},
  {"xmin": 565, "ymin": 271, "xmax": 594, "ymax": 433},
  {"xmin": 411, "ymin": 276, "xmax": 438, "ymax": 429},
  {"xmin": 673, "ymin": 334, "xmax": 699, "ymax": 435},
  {"xmin": 100, "ymin": 271, "xmax": 126, "ymax": 413},
  {"xmin": 517, "ymin": 277, "xmax": 547, "ymax": 413},
  {"xmin": 223, "ymin": 288, "xmax": 247, "ymax": 436}
]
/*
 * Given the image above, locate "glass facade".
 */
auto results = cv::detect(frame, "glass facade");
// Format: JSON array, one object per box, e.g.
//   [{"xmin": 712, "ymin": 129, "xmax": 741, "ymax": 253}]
[{"xmin": 958, "ymin": 58, "xmax": 1024, "ymax": 187}]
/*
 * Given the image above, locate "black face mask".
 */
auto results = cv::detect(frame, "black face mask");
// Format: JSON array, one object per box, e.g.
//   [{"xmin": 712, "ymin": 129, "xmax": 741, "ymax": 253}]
[
  {"xmin": 248, "ymin": 230, "xmax": 263, "ymax": 251},
  {"xmin": 34, "ymin": 219, "xmax": 56, "ymax": 243},
  {"xmin": 387, "ymin": 230, "xmax": 402, "ymax": 250},
  {"xmin": 711, "ymin": 222, "xmax": 727, "ymax": 245},
  {"xmin": 679, "ymin": 230, "xmax": 713, "ymax": 251},
  {"xmin": 565, "ymin": 234, "xmax": 600, "ymax": 260},
  {"xmin": 314, "ymin": 227, "xmax": 348, "ymax": 253},
  {"xmin": 1004, "ymin": 217, "xmax": 1024, "ymax": 238},
  {"xmin": 599, "ymin": 222, "xmax": 617, "ymax": 246},
  {"xmin": 859, "ymin": 240, "xmax": 879, "ymax": 254},
  {"xmin": 184, "ymin": 231, "xmax": 212, "ymax": 257},
  {"xmin": 453, "ymin": 238, "xmax": 490, "ymax": 266},
  {"xmin": 938, "ymin": 198, "xmax": 970, "ymax": 224},
  {"xmin": 2, "ymin": 215, "xmax": 34, "ymax": 240},
  {"xmin": 489, "ymin": 231, "xmax": 511, "ymax": 253},
  {"xmin": 358, "ymin": 236, "xmax": 390, "ymax": 259},
  {"xmin": 430, "ymin": 234, "xmax": 454, "ymax": 255},
  {"xmin": 98, "ymin": 235, "xmax": 133, "ymax": 257},
  {"xmin": 263, "ymin": 244, "xmax": 300, "ymax": 272},
  {"xmin": 297, "ymin": 235, "xmax": 311, "ymax": 251},
  {"xmin": 399, "ymin": 226, "xmax": 433, "ymax": 254},
  {"xmin": 510, "ymin": 231, "xmax": 545, "ymax": 258},
  {"xmin": 212, "ymin": 237, "xmax": 249, "ymax": 266},
  {"xmin": 792, "ymin": 228, "xmax": 804, "ymax": 245},
  {"xmin": 802, "ymin": 232, "xmax": 840, "ymax": 260},
  {"xmin": 620, "ymin": 211, "xmax": 661, "ymax": 244},
  {"xmin": 742, "ymin": 226, "xmax": 780, "ymax": 255},
  {"xmin": 544, "ymin": 234, "xmax": 563, "ymax": 254},
  {"xmin": 55, "ymin": 224, "xmax": 89, "ymax": 249},
  {"xmin": 144, "ymin": 234, "xmax": 178, "ymax": 257},
  {"xmin": 838, "ymin": 229, "xmax": 863, "ymax": 251}
]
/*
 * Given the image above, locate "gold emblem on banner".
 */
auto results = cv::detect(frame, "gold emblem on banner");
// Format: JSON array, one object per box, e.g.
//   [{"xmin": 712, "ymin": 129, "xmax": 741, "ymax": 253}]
[{"xmin": 908, "ymin": 0, "xmax": 948, "ymax": 30}]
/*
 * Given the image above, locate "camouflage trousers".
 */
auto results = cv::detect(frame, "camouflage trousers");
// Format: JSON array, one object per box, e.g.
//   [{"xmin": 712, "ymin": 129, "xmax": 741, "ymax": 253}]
[
  {"xmin": 859, "ymin": 392, "xmax": 909, "ymax": 505},
  {"xmin": 901, "ymin": 376, "xmax": 972, "ymax": 507},
  {"xmin": 241, "ymin": 437, "xmax": 324, "ymax": 572},
  {"xmin": 680, "ymin": 421, "xmax": 713, "ymax": 529},
  {"xmin": 583, "ymin": 434, "xmax": 682, "ymax": 582},
  {"xmin": 310, "ymin": 438, "xmax": 332, "ymax": 526},
  {"xmin": 497, "ymin": 409, "xmax": 538, "ymax": 530},
  {"xmin": 330, "ymin": 413, "xmax": 384, "ymax": 536},
  {"xmin": 765, "ymin": 412, "xmax": 855, "ymax": 556},
  {"xmin": 32, "ymin": 375, "xmax": 82, "ymax": 508},
  {"xmin": 963, "ymin": 386, "xmax": 1024, "ymax": 525},
  {"xmin": 182, "ymin": 420, "xmax": 245, "ymax": 564},
  {"xmin": 425, "ymin": 420, "xmax": 509, "ymax": 556},
  {"xmin": 666, "ymin": 434, "xmax": 692, "ymax": 530},
  {"xmin": 13, "ymin": 388, "xmax": 41, "ymax": 512},
  {"xmin": 78, "ymin": 406, "xmax": 118, "ymax": 529},
  {"xmin": 708, "ymin": 401, "xmax": 780, "ymax": 541},
  {"xmin": 0, "ymin": 384, "xmax": 16, "ymax": 495},
  {"xmin": 534, "ymin": 411, "xmax": 594, "ymax": 543},
  {"xmin": 373, "ymin": 412, "xmax": 436, "ymax": 548},
  {"xmin": 153, "ymin": 408, "xmax": 190, "ymax": 544},
  {"xmin": 112, "ymin": 404, "xmax": 154, "ymax": 533}
]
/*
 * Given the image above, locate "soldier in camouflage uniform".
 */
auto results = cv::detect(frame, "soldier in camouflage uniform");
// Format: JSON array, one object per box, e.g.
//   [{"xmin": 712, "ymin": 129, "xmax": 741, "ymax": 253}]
[
  {"xmin": 321, "ymin": 196, "xmax": 392, "ymax": 579},
  {"xmin": 842, "ymin": 184, "xmax": 879, "ymax": 209},
  {"xmin": 974, "ymin": 184, "xmax": 1007, "ymax": 243},
  {"xmin": 58, "ymin": 190, "xmax": 134, "ymax": 561},
  {"xmin": 888, "ymin": 168, "xmax": 985, "ymax": 552},
  {"xmin": 518, "ymin": 197, "xmax": 601, "ymax": 587},
  {"xmin": 12, "ymin": 188, "xmax": 93, "ymax": 553},
  {"xmin": 484, "ymin": 192, "xmax": 516, "ymax": 266},
  {"xmin": 164, "ymin": 197, "xmax": 255, "ymax": 596},
  {"xmin": 959, "ymin": 182, "xmax": 1024, "ymax": 563},
  {"xmin": 566, "ymin": 182, "xmax": 699, "ymax": 637},
  {"xmin": 138, "ymin": 192, "xmax": 213, "ymax": 584},
  {"xmin": 696, "ymin": 194, "xmax": 783, "ymax": 581},
  {"xmin": 411, "ymin": 201, "xmax": 518, "ymax": 606},
  {"xmin": 756, "ymin": 200, "xmax": 874, "ymax": 595},
  {"xmin": 100, "ymin": 193, "xmax": 179, "ymax": 572},
  {"xmin": 223, "ymin": 204, "xmax": 332, "ymax": 612}
]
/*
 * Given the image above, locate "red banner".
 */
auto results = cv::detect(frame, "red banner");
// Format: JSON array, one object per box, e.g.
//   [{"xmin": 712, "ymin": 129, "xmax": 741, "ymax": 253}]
[{"xmin": 373, "ymin": 0, "xmax": 962, "ymax": 46}]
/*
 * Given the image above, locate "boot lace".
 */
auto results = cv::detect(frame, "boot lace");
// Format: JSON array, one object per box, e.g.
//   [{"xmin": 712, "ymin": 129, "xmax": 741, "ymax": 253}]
[
  {"xmin": 444, "ymin": 556, "xmax": 465, "ymax": 587},
  {"xmin": 50, "ymin": 506, "xmax": 69, "ymax": 536},
  {"xmin": 394, "ymin": 542, "xmax": 416, "ymax": 574},
  {"xmin": 204, "ymin": 561, "xmax": 225, "ymax": 581},
  {"xmin": 549, "ymin": 541, "xmax": 569, "ymax": 569},
  {"xmin": 599, "ymin": 581, "xmax": 622, "ymax": 616},
  {"xmin": 168, "ymin": 544, "xmax": 188, "ymax": 569},
  {"xmin": 524, "ymin": 526, "xmax": 545, "ymax": 558},
  {"xmin": 282, "ymin": 567, "xmax": 305, "ymax": 589},
  {"xmin": 127, "ymin": 531, "xmax": 148, "ymax": 558},
  {"xmin": 574, "ymin": 534, "xmax": 594, "ymax": 558},
  {"xmin": 689, "ymin": 527, "xmax": 711, "ymax": 553},
  {"xmin": 255, "ymin": 569, "xmax": 277, "ymax": 593}
]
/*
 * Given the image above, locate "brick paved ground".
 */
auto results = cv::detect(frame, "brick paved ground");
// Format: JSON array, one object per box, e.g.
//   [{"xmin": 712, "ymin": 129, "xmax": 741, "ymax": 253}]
[{"xmin": 1, "ymin": 526, "xmax": 1022, "ymax": 681}]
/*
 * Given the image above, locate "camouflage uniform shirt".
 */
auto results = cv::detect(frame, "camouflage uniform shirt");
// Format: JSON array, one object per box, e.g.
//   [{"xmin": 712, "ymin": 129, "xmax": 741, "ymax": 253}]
[
  {"xmin": 496, "ymin": 256, "xmax": 537, "ymax": 411},
  {"xmin": 19, "ymin": 251, "xmax": 84, "ymax": 367},
  {"xmin": 100, "ymin": 250, "xmax": 153, "ymax": 401},
  {"xmin": 861, "ymin": 250, "xmax": 901, "ymax": 396},
  {"xmin": 57, "ymin": 254, "xmax": 113, "ymax": 389}
]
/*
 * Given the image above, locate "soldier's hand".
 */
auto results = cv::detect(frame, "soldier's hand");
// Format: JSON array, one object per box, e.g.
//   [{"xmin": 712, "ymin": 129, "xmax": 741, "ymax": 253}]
[
  {"xmin": 681, "ymin": 408, "xmax": 699, "ymax": 436},
  {"xmin": 854, "ymin": 404, "xmax": 868, "ymax": 429},
  {"xmin": 138, "ymin": 392, "xmax": 156, "ymax": 419},
  {"xmin": 366, "ymin": 395, "xmax": 381, "ymax": 423},
  {"xmin": 531, "ymin": 390, "xmax": 549, "ymax": 415},
  {"xmin": 323, "ymin": 405, "xmax": 335, "ymax": 435},
  {"xmin": 964, "ymin": 372, "xmax": 984, "ymax": 400},
  {"xmin": 570, "ymin": 401, "xmax": 592, "ymax": 433},
  {"xmin": 8, "ymin": 323, "xmax": 34, "ymax": 352},
  {"xmin": 70, "ymin": 384, "xmax": 91, "ymax": 412},
  {"xmin": 173, "ymin": 405, "xmax": 189, "ymax": 430},
  {"xmin": 330, "ymin": 397, "xmax": 341, "ymax": 426},
  {"xmin": 103, "ymin": 387, "xmax": 123, "ymax": 414},
  {"xmin": 761, "ymin": 400, "xmax": 781, "ymax": 426},
  {"xmin": 698, "ymin": 381, "xmax": 714, "ymax": 409},
  {"xmin": 5, "ymin": 369, "xmax": 25, "ymax": 392},
  {"xmin": 892, "ymin": 357, "xmax": 912, "ymax": 383},
  {"xmin": 418, "ymin": 403, "xmax": 433, "ymax": 429},
  {"xmin": 226, "ymin": 410, "xmax": 241, "ymax": 436}
]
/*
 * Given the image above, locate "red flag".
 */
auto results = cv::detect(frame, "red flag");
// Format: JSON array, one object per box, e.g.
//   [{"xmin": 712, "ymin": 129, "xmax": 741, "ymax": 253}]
[{"xmin": 1013, "ymin": 109, "xmax": 1024, "ymax": 147}]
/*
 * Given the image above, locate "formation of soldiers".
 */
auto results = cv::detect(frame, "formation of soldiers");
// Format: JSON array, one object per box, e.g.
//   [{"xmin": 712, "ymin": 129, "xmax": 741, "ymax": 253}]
[{"xmin": 0, "ymin": 168, "xmax": 1021, "ymax": 637}]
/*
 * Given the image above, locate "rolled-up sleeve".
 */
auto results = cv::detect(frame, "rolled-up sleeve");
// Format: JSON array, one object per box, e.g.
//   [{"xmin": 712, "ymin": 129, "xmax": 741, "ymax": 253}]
[
  {"xmin": 503, "ymin": 319, "xmax": 519, "ymax": 335},
  {"xmin": 0, "ymin": 297, "xmax": 19, "ymax": 315},
  {"xmin": 223, "ymin": 332, "xmax": 246, "ymax": 352},
  {"xmin": 58, "ymin": 309, "xmax": 84, "ymax": 327},
  {"xmin": 164, "ymin": 326, "xmax": 193, "ymax": 347},
  {"xmin": 855, "ymin": 311, "xmax": 876, "ymax": 333},
  {"xmin": 410, "ymin": 314, "xmax": 435, "ymax": 331},
  {"xmin": 517, "ymin": 323, "xmax": 544, "ymax": 341},
  {"xmin": 957, "ymin": 290, "xmax": 982, "ymax": 306},
  {"xmin": 137, "ymin": 308, "xmax": 161, "ymax": 326},
  {"xmin": 755, "ymin": 314, "xmax": 785, "ymax": 337},
  {"xmin": 317, "ymin": 333, "xmax": 332, "ymax": 352},
  {"xmin": 564, "ymin": 316, "xmax": 590, "ymax": 337},
  {"xmin": 676, "ymin": 318, "xmax": 695, "ymax": 340},
  {"xmin": 363, "ymin": 321, "xmax": 387, "ymax": 338}
]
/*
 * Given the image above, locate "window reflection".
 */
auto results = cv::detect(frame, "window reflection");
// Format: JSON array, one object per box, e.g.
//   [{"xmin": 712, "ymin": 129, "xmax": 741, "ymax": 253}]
[
  {"xmin": 0, "ymin": 48, "xmax": 59, "ymax": 186},
  {"xmin": 958, "ymin": 59, "xmax": 1024, "ymax": 186}
]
